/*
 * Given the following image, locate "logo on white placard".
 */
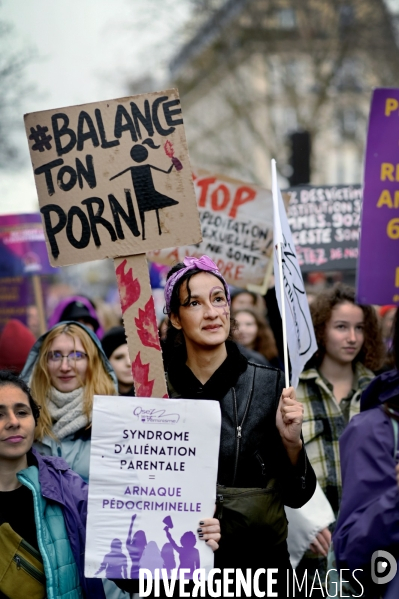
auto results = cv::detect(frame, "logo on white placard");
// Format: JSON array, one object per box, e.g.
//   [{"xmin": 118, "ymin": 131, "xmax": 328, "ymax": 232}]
[{"xmin": 133, "ymin": 406, "xmax": 180, "ymax": 424}]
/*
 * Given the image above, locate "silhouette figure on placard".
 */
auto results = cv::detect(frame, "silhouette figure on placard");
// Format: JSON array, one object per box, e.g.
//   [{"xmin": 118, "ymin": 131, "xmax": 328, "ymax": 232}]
[
  {"xmin": 110, "ymin": 138, "xmax": 179, "ymax": 241},
  {"xmin": 164, "ymin": 518, "xmax": 200, "ymax": 576},
  {"xmin": 139, "ymin": 541, "xmax": 164, "ymax": 576},
  {"xmin": 161, "ymin": 542, "xmax": 177, "ymax": 578},
  {"xmin": 126, "ymin": 514, "xmax": 147, "ymax": 578},
  {"xmin": 95, "ymin": 538, "xmax": 128, "ymax": 578}
]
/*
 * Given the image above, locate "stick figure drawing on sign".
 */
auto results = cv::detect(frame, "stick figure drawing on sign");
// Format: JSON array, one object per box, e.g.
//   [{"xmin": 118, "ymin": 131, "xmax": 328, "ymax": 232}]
[{"xmin": 110, "ymin": 138, "xmax": 180, "ymax": 240}]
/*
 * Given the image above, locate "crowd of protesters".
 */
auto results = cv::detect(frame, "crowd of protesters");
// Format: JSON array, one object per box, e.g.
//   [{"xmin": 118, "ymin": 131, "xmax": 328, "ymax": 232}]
[{"xmin": 0, "ymin": 261, "xmax": 398, "ymax": 598}]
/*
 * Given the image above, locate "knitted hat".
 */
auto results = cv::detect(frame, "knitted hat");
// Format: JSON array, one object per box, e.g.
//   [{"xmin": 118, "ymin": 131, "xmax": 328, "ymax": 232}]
[
  {"xmin": 379, "ymin": 305, "xmax": 396, "ymax": 318},
  {"xmin": 101, "ymin": 326, "xmax": 127, "ymax": 359},
  {"xmin": 0, "ymin": 319, "xmax": 37, "ymax": 373},
  {"xmin": 60, "ymin": 300, "xmax": 99, "ymax": 332}
]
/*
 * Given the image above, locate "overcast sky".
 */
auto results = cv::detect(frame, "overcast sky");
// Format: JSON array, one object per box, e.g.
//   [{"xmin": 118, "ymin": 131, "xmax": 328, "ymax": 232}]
[
  {"xmin": 0, "ymin": 0, "xmax": 190, "ymax": 214},
  {"xmin": 1, "ymin": 0, "xmax": 398, "ymax": 215}
]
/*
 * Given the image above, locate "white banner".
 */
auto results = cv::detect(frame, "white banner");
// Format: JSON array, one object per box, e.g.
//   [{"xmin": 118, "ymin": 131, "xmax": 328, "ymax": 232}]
[
  {"xmin": 272, "ymin": 161, "xmax": 317, "ymax": 389},
  {"xmin": 85, "ymin": 396, "xmax": 221, "ymax": 579}
]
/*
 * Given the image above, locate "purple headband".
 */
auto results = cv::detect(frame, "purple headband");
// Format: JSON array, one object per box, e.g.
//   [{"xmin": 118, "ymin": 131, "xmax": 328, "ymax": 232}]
[{"xmin": 164, "ymin": 255, "xmax": 231, "ymax": 315}]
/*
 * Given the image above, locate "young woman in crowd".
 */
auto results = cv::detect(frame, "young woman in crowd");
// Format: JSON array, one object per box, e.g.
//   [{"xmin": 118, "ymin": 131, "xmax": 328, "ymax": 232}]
[
  {"xmin": 101, "ymin": 326, "xmax": 135, "ymax": 396},
  {"xmin": 21, "ymin": 320, "xmax": 219, "ymax": 599},
  {"xmin": 0, "ymin": 370, "xmax": 105, "ymax": 599},
  {"xmin": 333, "ymin": 308, "xmax": 399, "ymax": 599},
  {"xmin": 295, "ymin": 283, "xmax": 385, "ymax": 590},
  {"xmin": 48, "ymin": 296, "xmax": 104, "ymax": 338},
  {"xmin": 163, "ymin": 255, "xmax": 316, "ymax": 595},
  {"xmin": 230, "ymin": 288, "xmax": 258, "ymax": 312},
  {"xmin": 232, "ymin": 306, "xmax": 281, "ymax": 368},
  {"xmin": 21, "ymin": 321, "xmax": 117, "ymax": 483}
]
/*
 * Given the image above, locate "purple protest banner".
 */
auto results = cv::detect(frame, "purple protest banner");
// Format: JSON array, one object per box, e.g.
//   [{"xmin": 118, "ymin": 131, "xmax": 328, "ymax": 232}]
[
  {"xmin": 357, "ymin": 88, "xmax": 399, "ymax": 306},
  {"xmin": 0, "ymin": 213, "xmax": 54, "ymax": 278},
  {"xmin": 0, "ymin": 277, "xmax": 31, "ymax": 333},
  {"xmin": 0, "ymin": 214, "xmax": 55, "ymax": 334}
]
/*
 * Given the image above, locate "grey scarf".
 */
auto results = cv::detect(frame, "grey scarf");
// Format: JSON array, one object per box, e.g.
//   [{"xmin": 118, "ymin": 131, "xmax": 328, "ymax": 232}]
[{"xmin": 48, "ymin": 386, "xmax": 89, "ymax": 439}]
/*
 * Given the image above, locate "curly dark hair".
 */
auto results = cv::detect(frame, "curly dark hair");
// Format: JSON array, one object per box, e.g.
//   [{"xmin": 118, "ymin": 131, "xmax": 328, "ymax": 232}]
[
  {"xmin": 0, "ymin": 370, "xmax": 41, "ymax": 424},
  {"xmin": 306, "ymin": 284, "xmax": 385, "ymax": 371}
]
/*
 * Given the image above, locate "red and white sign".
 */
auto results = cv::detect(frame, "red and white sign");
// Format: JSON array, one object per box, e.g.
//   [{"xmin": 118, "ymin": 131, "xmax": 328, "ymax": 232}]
[{"xmin": 149, "ymin": 169, "xmax": 274, "ymax": 287}]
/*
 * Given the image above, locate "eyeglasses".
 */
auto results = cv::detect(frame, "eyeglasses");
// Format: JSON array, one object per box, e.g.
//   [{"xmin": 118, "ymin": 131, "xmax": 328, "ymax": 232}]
[{"xmin": 47, "ymin": 351, "xmax": 88, "ymax": 363}]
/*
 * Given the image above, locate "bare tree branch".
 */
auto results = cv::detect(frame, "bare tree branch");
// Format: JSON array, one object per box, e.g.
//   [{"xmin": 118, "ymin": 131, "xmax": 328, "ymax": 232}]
[
  {"xmin": 0, "ymin": 20, "xmax": 36, "ymax": 169},
  {"xmin": 169, "ymin": 0, "xmax": 399, "ymax": 184}
]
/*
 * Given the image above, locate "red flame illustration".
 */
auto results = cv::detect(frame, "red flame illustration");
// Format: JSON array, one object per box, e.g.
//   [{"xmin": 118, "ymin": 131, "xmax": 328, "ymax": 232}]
[
  {"xmin": 115, "ymin": 259, "xmax": 141, "ymax": 313},
  {"xmin": 135, "ymin": 298, "xmax": 161, "ymax": 350},
  {"xmin": 164, "ymin": 140, "xmax": 174, "ymax": 158},
  {"xmin": 131, "ymin": 352, "xmax": 155, "ymax": 397}
]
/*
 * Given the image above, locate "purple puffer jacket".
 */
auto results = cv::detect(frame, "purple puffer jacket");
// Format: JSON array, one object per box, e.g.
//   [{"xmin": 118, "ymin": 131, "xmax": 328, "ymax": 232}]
[
  {"xmin": 333, "ymin": 370, "xmax": 399, "ymax": 596},
  {"xmin": 30, "ymin": 447, "xmax": 106, "ymax": 599}
]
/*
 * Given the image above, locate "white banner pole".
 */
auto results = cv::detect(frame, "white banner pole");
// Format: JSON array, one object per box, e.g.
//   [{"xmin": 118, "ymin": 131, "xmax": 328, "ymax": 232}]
[
  {"xmin": 272, "ymin": 159, "xmax": 290, "ymax": 388},
  {"xmin": 276, "ymin": 240, "xmax": 290, "ymax": 387}
]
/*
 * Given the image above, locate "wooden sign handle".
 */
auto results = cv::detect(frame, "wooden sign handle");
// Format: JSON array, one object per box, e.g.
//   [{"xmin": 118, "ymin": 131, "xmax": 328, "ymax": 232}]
[
  {"xmin": 114, "ymin": 253, "xmax": 168, "ymax": 398},
  {"xmin": 246, "ymin": 254, "xmax": 274, "ymax": 296},
  {"xmin": 32, "ymin": 275, "xmax": 47, "ymax": 336}
]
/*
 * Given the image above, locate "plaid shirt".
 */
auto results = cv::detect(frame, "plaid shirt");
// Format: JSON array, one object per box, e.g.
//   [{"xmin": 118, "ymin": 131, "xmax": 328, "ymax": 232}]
[{"xmin": 297, "ymin": 362, "xmax": 375, "ymax": 515}]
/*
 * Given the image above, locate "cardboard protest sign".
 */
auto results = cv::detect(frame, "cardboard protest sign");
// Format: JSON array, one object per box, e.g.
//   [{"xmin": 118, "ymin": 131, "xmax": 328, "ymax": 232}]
[
  {"xmin": 284, "ymin": 185, "xmax": 362, "ymax": 272},
  {"xmin": 0, "ymin": 213, "xmax": 54, "ymax": 333},
  {"xmin": 149, "ymin": 169, "xmax": 274, "ymax": 287},
  {"xmin": 357, "ymin": 88, "xmax": 399, "ymax": 305},
  {"xmin": 85, "ymin": 395, "xmax": 221, "ymax": 579},
  {"xmin": 25, "ymin": 90, "xmax": 202, "ymax": 396},
  {"xmin": 24, "ymin": 91, "xmax": 201, "ymax": 266}
]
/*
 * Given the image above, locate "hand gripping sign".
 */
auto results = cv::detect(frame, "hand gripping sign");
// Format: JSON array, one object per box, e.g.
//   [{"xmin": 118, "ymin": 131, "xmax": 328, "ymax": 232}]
[{"xmin": 25, "ymin": 90, "xmax": 202, "ymax": 397}]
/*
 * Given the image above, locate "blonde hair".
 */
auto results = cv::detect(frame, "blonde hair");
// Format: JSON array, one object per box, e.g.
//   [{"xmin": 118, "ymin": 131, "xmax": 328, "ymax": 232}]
[{"xmin": 32, "ymin": 323, "xmax": 116, "ymax": 441}]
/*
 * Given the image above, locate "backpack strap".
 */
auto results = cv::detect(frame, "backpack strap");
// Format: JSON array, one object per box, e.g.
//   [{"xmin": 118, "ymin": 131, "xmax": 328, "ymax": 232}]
[
  {"xmin": 391, "ymin": 417, "xmax": 399, "ymax": 463},
  {"xmin": 386, "ymin": 407, "xmax": 399, "ymax": 463}
]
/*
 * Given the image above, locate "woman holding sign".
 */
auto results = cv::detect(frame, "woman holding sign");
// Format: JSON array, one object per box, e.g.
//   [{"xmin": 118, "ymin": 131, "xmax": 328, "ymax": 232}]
[
  {"xmin": 164, "ymin": 255, "xmax": 316, "ymax": 595},
  {"xmin": 21, "ymin": 321, "xmax": 117, "ymax": 482}
]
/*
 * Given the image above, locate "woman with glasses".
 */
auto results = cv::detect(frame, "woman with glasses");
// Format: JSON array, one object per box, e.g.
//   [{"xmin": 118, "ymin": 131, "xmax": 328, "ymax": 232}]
[{"xmin": 21, "ymin": 321, "xmax": 117, "ymax": 483}]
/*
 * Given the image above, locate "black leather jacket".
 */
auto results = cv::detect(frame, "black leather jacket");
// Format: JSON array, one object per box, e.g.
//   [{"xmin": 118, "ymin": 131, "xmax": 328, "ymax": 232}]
[
  {"xmin": 166, "ymin": 342, "xmax": 316, "ymax": 582},
  {"xmin": 167, "ymin": 342, "xmax": 316, "ymax": 504}
]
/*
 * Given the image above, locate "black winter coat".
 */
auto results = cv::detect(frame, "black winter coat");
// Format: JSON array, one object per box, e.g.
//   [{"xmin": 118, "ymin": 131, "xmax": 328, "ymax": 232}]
[{"xmin": 167, "ymin": 342, "xmax": 316, "ymax": 588}]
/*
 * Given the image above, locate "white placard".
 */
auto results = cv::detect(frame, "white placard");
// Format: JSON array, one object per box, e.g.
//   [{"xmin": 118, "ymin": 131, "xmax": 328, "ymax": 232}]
[
  {"xmin": 286, "ymin": 482, "xmax": 335, "ymax": 568},
  {"xmin": 85, "ymin": 396, "xmax": 221, "ymax": 579}
]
